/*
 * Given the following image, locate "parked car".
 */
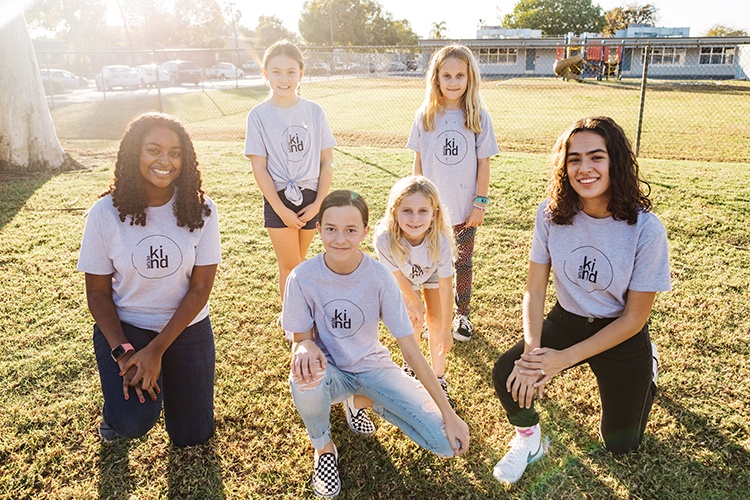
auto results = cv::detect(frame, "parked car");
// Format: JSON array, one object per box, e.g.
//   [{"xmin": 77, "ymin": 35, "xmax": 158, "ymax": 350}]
[
  {"xmin": 205, "ymin": 62, "xmax": 244, "ymax": 80},
  {"xmin": 135, "ymin": 64, "xmax": 169, "ymax": 88},
  {"xmin": 387, "ymin": 61, "xmax": 408, "ymax": 72},
  {"xmin": 307, "ymin": 62, "xmax": 331, "ymax": 75},
  {"xmin": 95, "ymin": 65, "xmax": 140, "ymax": 90},
  {"xmin": 241, "ymin": 60, "xmax": 260, "ymax": 74},
  {"xmin": 160, "ymin": 60, "xmax": 203, "ymax": 85},
  {"xmin": 40, "ymin": 69, "xmax": 89, "ymax": 94}
]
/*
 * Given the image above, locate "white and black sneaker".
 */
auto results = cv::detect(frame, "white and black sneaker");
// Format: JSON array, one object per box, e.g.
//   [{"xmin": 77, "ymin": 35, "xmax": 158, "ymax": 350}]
[
  {"xmin": 651, "ymin": 341, "xmax": 659, "ymax": 387},
  {"xmin": 98, "ymin": 419, "xmax": 120, "ymax": 443},
  {"xmin": 401, "ymin": 360, "xmax": 416, "ymax": 379},
  {"xmin": 452, "ymin": 314, "xmax": 474, "ymax": 342},
  {"xmin": 493, "ymin": 425, "xmax": 549, "ymax": 484},
  {"xmin": 437, "ymin": 376, "xmax": 455, "ymax": 409},
  {"xmin": 344, "ymin": 395, "xmax": 376, "ymax": 435},
  {"xmin": 311, "ymin": 447, "xmax": 341, "ymax": 498}
]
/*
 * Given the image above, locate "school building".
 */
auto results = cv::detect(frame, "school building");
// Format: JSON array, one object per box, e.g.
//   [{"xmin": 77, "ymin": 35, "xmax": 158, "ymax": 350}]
[{"xmin": 418, "ymin": 26, "xmax": 750, "ymax": 80}]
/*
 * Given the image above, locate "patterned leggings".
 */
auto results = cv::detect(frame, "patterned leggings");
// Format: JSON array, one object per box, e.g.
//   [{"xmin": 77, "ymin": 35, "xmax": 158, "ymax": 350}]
[{"xmin": 453, "ymin": 222, "xmax": 476, "ymax": 317}]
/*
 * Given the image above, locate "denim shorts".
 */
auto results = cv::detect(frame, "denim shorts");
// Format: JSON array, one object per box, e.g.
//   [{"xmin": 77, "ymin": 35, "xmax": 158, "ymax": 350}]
[
  {"xmin": 411, "ymin": 269, "xmax": 440, "ymax": 290},
  {"xmin": 263, "ymin": 188, "xmax": 318, "ymax": 229}
]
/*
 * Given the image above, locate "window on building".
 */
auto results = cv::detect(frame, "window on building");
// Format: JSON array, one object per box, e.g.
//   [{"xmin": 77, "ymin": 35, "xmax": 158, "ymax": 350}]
[
  {"xmin": 643, "ymin": 47, "xmax": 686, "ymax": 65},
  {"xmin": 700, "ymin": 46, "xmax": 735, "ymax": 65},
  {"xmin": 476, "ymin": 47, "xmax": 518, "ymax": 64}
]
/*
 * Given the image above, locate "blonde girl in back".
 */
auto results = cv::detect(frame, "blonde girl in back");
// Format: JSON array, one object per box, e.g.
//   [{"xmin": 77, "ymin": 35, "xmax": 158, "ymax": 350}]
[
  {"xmin": 408, "ymin": 44, "xmax": 499, "ymax": 342},
  {"xmin": 244, "ymin": 40, "xmax": 335, "ymax": 341},
  {"xmin": 373, "ymin": 175, "xmax": 456, "ymax": 405}
]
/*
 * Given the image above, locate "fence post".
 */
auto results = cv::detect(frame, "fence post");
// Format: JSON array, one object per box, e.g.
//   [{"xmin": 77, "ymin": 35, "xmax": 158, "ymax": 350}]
[
  {"xmin": 153, "ymin": 49, "xmax": 163, "ymax": 113},
  {"xmin": 635, "ymin": 44, "xmax": 650, "ymax": 157}
]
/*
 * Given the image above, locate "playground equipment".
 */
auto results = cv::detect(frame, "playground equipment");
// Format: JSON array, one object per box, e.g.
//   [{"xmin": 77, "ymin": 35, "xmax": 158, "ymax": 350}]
[{"xmin": 554, "ymin": 34, "xmax": 623, "ymax": 82}]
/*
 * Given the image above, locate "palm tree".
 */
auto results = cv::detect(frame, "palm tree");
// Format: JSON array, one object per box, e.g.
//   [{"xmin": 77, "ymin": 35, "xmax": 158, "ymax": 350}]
[{"xmin": 430, "ymin": 21, "xmax": 447, "ymax": 39}]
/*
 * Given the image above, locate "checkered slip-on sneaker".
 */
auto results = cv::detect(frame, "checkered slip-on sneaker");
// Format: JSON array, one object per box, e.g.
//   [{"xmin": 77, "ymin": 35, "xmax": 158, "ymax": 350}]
[
  {"xmin": 311, "ymin": 449, "xmax": 341, "ymax": 498},
  {"xmin": 344, "ymin": 395, "xmax": 376, "ymax": 435},
  {"xmin": 401, "ymin": 360, "xmax": 416, "ymax": 379}
]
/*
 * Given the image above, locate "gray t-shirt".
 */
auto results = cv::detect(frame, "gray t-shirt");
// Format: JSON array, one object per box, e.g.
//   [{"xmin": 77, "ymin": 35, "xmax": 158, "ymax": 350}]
[
  {"xmin": 244, "ymin": 98, "xmax": 336, "ymax": 199},
  {"xmin": 282, "ymin": 253, "xmax": 413, "ymax": 373},
  {"xmin": 530, "ymin": 200, "xmax": 671, "ymax": 318},
  {"xmin": 407, "ymin": 108, "xmax": 499, "ymax": 225},
  {"xmin": 77, "ymin": 193, "xmax": 222, "ymax": 332},
  {"xmin": 373, "ymin": 231, "xmax": 453, "ymax": 285}
]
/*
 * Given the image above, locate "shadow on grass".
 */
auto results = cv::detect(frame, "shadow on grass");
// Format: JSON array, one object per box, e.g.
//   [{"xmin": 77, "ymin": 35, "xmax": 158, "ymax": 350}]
[
  {"xmin": 335, "ymin": 148, "xmax": 403, "ymax": 180},
  {"xmin": 0, "ymin": 175, "xmax": 51, "ymax": 231},
  {"xmin": 167, "ymin": 439, "xmax": 225, "ymax": 499},
  {"xmin": 98, "ymin": 439, "xmax": 136, "ymax": 500}
]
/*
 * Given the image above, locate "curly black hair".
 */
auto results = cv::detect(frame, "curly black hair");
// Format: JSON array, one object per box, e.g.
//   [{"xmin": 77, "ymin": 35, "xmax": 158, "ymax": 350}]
[
  {"xmin": 547, "ymin": 116, "xmax": 651, "ymax": 225},
  {"xmin": 102, "ymin": 112, "xmax": 210, "ymax": 231}
]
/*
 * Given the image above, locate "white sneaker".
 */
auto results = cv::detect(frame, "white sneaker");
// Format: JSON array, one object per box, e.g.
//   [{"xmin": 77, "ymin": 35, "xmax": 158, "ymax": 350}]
[
  {"xmin": 651, "ymin": 341, "xmax": 659, "ymax": 386},
  {"xmin": 493, "ymin": 426, "xmax": 549, "ymax": 484}
]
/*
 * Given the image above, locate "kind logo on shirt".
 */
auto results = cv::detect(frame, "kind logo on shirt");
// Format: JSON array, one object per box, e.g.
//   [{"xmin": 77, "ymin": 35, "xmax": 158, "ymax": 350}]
[
  {"xmin": 563, "ymin": 246, "xmax": 613, "ymax": 292},
  {"xmin": 323, "ymin": 299, "xmax": 365, "ymax": 339},
  {"xmin": 410, "ymin": 264, "xmax": 425, "ymax": 281},
  {"xmin": 132, "ymin": 235, "xmax": 183, "ymax": 279},
  {"xmin": 434, "ymin": 130, "xmax": 468, "ymax": 165},
  {"xmin": 282, "ymin": 125, "xmax": 311, "ymax": 163}
]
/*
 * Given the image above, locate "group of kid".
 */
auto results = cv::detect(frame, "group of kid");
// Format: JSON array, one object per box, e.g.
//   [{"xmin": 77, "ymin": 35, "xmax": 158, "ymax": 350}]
[{"xmin": 78, "ymin": 39, "xmax": 671, "ymax": 498}]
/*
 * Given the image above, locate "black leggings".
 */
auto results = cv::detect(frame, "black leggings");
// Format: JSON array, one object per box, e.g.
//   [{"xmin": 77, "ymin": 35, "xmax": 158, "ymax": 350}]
[{"xmin": 492, "ymin": 302, "xmax": 655, "ymax": 454}]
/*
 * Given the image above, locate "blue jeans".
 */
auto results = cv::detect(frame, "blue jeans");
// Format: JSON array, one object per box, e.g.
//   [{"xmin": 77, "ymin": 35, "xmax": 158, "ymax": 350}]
[
  {"xmin": 290, "ymin": 363, "xmax": 455, "ymax": 458},
  {"xmin": 93, "ymin": 317, "xmax": 215, "ymax": 447}
]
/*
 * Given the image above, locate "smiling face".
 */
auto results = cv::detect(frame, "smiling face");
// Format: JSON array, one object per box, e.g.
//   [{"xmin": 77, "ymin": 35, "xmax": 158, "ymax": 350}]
[
  {"xmin": 138, "ymin": 125, "xmax": 182, "ymax": 206},
  {"xmin": 318, "ymin": 205, "xmax": 369, "ymax": 275},
  {"xmin": 396, "ymin": 192, "xmax": 436, "ymax": 246},
  {"xmin": 566, "ymin": 131, "xmax": 612, "ymax": 217},
  {"xmin": 263, "ymin": 54, "xmax": 303, "ymax": 104},
  {"xmin": 437, "ymin": 57, "xmax": 468, "ymax": 108}
]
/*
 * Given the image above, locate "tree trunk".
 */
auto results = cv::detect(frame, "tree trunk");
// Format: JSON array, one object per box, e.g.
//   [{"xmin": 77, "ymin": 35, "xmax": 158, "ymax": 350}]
[{"xmin": 0, "ymin": 10, "xmax": 80, "ymax": 174}]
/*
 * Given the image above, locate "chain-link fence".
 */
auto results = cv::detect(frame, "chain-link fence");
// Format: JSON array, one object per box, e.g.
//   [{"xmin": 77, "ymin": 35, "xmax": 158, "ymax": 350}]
[{"xmin": 39, "ymin": 40, "xmax": 750, "ymax": 162}]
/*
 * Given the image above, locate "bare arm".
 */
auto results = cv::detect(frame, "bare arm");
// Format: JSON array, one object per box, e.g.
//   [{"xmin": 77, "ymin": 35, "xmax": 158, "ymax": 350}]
[
  {"xmin": 413, "ymin": 152, "xmax": 423, "ymax": 176},
  {"xmin": 298, "ymin": 147, "xmax": 333, "ymax": 223},
  {"xmin": 121, "ymin": 264, "xmax": 218, "ymax": 393},
  {"xmin": 398, "ymin": 333, "xmax": 469, "ymax": 455},
  {"xmin": 248, "ymin": 154, "xmax": 302, "ymax": 228},
  {"xmin": 465, "ymin": 157, "xmax": 491, "ymax": 227}
]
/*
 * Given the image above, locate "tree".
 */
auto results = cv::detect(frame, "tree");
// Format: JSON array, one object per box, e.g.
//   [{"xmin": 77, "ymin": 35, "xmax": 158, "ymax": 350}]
[
  {"xmin": 299, "ymin": 0, "xmax": 418, "ymax": 46},
  {"xmin": 502, "ymin": 0, "xmax": 605, "ymax": 36},
  {"xmin": 704, "ymin": 24, "xmax": 748, "ymax": 37},
  {"xmin": 430, "ymin": 21, "xmax": 447, "ymax": 39},
  {"xmin": 255, "ymin": 15, "xmax": 297, "ymax": 48},
  {"xmin": 173, "ymin": 0, "xmax": 227, "ymax": 47},
  {"xmin": 24, "ymin": 0, "xmax": 109, "ymax": 48},
  {"xmin": 0, "ymin": 10, "xmax": 79, "ymax": 173},
  {"xmin": 603, "ymin": 3, "xmax": 659, "ymax": 35}
]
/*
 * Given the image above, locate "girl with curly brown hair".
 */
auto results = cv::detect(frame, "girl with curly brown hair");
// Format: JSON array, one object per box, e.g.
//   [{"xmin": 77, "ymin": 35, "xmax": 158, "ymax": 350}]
[
  {"xmin": 491, "ymin": 116, "xmax": 671, "ymax": 483},
  {"xmin": 78, "ymin": 112, "xmax": 221, "ymax": 447}
]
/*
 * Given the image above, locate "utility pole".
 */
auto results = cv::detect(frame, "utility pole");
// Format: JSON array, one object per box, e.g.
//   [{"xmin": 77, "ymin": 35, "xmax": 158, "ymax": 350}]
[{"xmin": 224, "ymin": 1, "xmax": 240, "ymax": 88}]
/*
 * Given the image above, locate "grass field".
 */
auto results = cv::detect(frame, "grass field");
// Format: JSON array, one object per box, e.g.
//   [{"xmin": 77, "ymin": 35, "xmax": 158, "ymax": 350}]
[
  {"xmin": 1, "ymin": 140, "xmax": 749, "ymax": 498},
  {"xmin": 48, "ymin": 76, "xmax": 750, "ymax": 163}
]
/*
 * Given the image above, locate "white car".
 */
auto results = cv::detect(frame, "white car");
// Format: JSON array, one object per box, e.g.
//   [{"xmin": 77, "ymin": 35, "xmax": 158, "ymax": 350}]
[
  {"xmin": 95, "ymin": 65, "xmax": 140, "ymax": 90},
  {"xmin": 135, "ymin": 64, "xmax": 170, "ymax": 88},
  {"xmin": 205, "ymin": 62, "xmax": 244, "ymax": 80},
  {"xmin": 40, "ymin": 69, "xmax": 89, "ymax": 94}
]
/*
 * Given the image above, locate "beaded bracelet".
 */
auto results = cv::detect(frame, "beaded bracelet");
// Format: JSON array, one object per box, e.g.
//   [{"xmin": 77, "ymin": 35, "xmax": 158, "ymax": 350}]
[
  {"xmin": 473, "ymin": 203, "xmax": 487, "ymax": 211},
  {"xmin": 474, "ymin": 195, "xmax": 489, "ymax": 206}
]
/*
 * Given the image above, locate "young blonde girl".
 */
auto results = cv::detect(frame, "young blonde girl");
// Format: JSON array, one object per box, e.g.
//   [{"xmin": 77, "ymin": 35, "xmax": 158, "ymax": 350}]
[
  {"xmin": 284, "ymin": 190, "xmax": 468, "ymax": 498},
  {"xmin": 408, "ymin": 44, "xmax": 499, "ymax": 342},
  {"xmin": 244, "ymin": 40, "xmax": 334, "ymax": 340},
  {"xmin": 373, "ymin": 176, "xmax": 456, "ymax": 404}
]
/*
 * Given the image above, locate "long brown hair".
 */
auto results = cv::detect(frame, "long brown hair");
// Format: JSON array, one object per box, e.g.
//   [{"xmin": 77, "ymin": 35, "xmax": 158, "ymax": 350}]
[
  {"xmin": 103, "ymin": 112, "xmax": 210, "ymax": 231},
  {"xmin": 547, "ymin": 116, "xmax": 651, "ymax": 225}
]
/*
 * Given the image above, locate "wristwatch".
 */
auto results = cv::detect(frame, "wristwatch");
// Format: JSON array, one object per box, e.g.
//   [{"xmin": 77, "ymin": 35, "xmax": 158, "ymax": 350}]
[{"xmin": 111, "ymin": 343, "xmax": 135, "ymax": 362}]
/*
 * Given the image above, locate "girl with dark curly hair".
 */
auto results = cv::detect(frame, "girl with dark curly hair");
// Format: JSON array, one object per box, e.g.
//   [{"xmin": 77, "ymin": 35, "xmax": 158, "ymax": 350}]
[
  {"xmin": 491, "ymin": 116, "xmax": 671, "ymax": 483},
  {"xmin": 78, "ymin": 112, "xmax": 221, "ymax": 447}
]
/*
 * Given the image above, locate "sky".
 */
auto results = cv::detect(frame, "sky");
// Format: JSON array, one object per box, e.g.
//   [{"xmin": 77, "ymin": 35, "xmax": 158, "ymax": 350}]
[{"xmin": 231, "ymin": 0, "xmax": 750, "ymax": 39}]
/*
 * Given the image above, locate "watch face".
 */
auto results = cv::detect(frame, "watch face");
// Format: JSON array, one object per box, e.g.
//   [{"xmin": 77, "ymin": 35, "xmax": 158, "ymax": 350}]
[{"xmin": 111, "ymin": 345, "xmax": 126, "ymax": 360}]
